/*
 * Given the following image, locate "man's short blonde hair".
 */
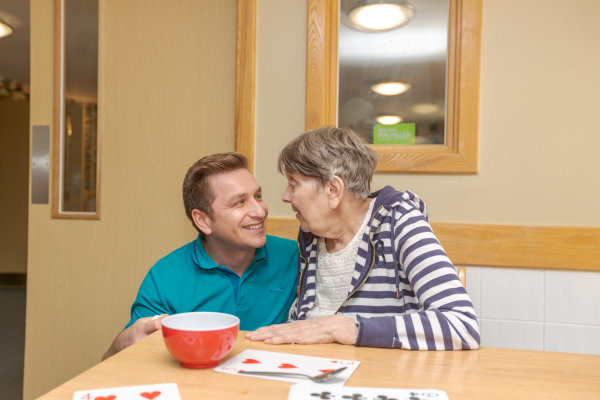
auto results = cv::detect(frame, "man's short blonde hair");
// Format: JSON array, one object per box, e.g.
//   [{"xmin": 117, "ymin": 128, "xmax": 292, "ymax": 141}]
[{"xmin": 277, "ymin": 126, "xmax": 378, "ymax": 199}]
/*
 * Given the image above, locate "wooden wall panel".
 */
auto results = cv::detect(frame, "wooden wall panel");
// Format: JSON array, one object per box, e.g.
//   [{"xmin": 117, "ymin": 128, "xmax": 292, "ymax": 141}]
[
  {"xmin": 235, "ymin": 0, "xmax": 256, "ymax": 172},
  {"xmin": 267, "ymin": 218, "xmax": 600, "ymax": 272}
]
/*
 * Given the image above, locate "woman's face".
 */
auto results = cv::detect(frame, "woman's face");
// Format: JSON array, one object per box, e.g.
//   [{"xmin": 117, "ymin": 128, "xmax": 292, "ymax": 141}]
[{"xmin": 282, "ymin": 172, "xmax": 330, "ymax": 235}]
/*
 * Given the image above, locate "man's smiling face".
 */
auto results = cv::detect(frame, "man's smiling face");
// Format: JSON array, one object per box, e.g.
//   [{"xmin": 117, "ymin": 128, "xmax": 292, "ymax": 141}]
[{"xmin": 204, "ymin": 168, "xmax": 268, "ymax": 251}]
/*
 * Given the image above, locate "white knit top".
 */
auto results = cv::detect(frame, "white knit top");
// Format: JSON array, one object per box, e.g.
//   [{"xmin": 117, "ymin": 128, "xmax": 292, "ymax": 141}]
[{"xmin": 306, "ymin": 199, "xmax": 375, "ymax": 319}]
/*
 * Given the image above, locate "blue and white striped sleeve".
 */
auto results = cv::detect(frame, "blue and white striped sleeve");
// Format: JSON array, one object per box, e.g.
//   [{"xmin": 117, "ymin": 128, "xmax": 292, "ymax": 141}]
[{"xmin": 357, "ymin": 208, "xmax": 480, "ymax": 350}]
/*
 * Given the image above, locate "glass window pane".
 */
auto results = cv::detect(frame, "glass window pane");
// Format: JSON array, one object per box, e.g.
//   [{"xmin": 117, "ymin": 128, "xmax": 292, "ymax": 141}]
[{"xmin": 338, "ymin": 0, "xmax": 449, "ymax": 145}]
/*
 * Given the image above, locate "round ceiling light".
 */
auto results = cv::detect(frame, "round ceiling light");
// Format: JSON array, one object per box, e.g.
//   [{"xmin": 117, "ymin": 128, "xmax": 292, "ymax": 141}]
[
  {"xmin": 347, "ymin": 2, "xmax": 414, "ymax": 32},
  {"xmin": 376, "ymin": 115, "xmax": 403, "ymax": 125},
  {"xmin": 0, "ymin": 20, "xmax": 14, "ymax": 38},
  {"xmin": 370, "ymin": 81, "xmax": 411, "ymax": 96},
  {"xmin": 411, "ymin": 103, "xmax": 440, "ymax": 115}
]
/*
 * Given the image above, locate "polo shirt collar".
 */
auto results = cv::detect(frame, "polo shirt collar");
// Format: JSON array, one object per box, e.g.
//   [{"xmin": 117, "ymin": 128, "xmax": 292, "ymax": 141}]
[{"xmin": 192, "ymin": 234, "xmax": 267, "ymax": 269}]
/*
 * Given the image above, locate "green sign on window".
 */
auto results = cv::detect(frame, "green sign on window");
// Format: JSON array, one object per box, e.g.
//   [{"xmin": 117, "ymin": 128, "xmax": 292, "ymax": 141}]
[{"xmin": 373, "ymin": 123, "xmax": 415, "ymax": 145}]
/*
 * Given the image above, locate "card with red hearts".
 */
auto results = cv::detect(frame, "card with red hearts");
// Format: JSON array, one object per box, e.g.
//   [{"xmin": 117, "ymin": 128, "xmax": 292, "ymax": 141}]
[
  {"xmin": 214, "ymin": 349, "xmax": 359, "ymax": 384},
  {"xmin": 72, "ymin": 382, "xmax": 180, "ymax": 400}
]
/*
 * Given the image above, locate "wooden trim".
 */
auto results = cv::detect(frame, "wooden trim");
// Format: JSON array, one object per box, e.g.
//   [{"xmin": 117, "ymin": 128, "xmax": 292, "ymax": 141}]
[
  {"xmin": 266, "ymin": 218, "xmax": 600, "ymax": 272},
  {"xmin": 94, "ymin": 0, "xmax": 103, "ymax": 220},
  {"xmin": 51, "ymin": 0, "xmax": 100, "ymax": 220},
  {"xmin": 432, "ymin": 223, "xmax": 600, "ymax": 271},
  {"xmin": 51, "ymin": 0, "xmax": 62, "ymax": 217},
  {"xmin": 305, "ymin": 0, "xmax": 482, "ymax": 173},
  {"xmin": 457, "ymin": 267, "xmax": 466, "ymax": 287},
  {"xmin": 235, "ymin": 0, "xmax": 256, "ymax": 173},
  {"xmin": 305, "ymin": 0, "xmax": 338, "ymax": 130},
  {"xmin": 266, "ymin": 218, "xmax": 301, "ymax": 241}
]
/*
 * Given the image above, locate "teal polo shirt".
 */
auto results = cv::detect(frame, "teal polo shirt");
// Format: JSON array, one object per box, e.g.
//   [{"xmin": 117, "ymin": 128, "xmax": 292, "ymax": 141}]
[{"xmin": 125, "ymin": 234, "xmax": 298, "ymax": 331}]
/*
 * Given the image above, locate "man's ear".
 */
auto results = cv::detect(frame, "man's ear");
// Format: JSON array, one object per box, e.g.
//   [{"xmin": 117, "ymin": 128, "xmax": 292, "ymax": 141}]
[
  {"xmin": 191, "ymin": 209, "xmax": 212, "ymax": 236},
  {"xmin": 327, "ymin": 175, "xmax": 345, "ymax": 209}
]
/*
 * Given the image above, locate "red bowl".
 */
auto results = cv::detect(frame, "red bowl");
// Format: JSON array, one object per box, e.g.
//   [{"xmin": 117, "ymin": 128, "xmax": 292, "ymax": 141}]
[{"xmin": 161, "ymin": 312, "xmax": 240, "ymax": 369}]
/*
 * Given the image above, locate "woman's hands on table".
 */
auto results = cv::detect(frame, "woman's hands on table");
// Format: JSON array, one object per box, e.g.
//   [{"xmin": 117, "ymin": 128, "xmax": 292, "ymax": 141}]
[{"xmin": 245, "ymin": 315, "xmax": 358, "ymax": 345}]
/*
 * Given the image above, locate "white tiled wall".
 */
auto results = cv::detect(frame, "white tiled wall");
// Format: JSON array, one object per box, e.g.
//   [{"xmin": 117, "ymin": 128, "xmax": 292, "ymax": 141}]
[{"xmin": 463, "ymin": 266, "xmax": 600, "ymax": 355}]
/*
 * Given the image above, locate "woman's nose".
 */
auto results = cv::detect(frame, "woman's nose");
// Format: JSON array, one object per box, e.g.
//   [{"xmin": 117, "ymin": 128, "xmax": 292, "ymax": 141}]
[{"xmin": 282, "ymin": 187, "xmax": 291, "ymax": 203}]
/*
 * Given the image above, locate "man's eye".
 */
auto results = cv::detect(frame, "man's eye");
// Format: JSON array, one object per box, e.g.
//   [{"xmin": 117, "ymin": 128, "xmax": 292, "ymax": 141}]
[
  {"xmin": 234, "ymin": 200, "xmax": 245, "ymax": 206},
  {"xmin": 255, "ymin": 193, "xmax": 263, "ymax": 200}
]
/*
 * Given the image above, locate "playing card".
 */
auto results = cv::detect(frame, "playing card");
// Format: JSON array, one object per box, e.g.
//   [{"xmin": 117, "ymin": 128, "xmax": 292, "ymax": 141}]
[
  {"xmin": 72, "ymin": 382, "xmax": 181, "ymax": 400},
  {"xmin": 214, "ymin": 349, "xmax": 360, "ymax": 384},
  {"xmin": 288, "ymin": 383, "xmax": 450, "ymax": 400}
]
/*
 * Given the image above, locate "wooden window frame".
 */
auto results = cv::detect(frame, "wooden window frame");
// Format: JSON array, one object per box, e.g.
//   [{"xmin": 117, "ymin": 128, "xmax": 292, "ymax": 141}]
[
  {"xmin": 52, "ymin": 0, "xmax": 101, "ymax": 219},
  {"xmin": 305, "ymin": 0, "xmax": 482, "ymax": 173}
]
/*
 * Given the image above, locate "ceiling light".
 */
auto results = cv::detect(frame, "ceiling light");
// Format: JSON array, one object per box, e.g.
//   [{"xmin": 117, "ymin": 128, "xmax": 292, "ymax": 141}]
[
  {"xmin": 370, "ymin": 81, "xmax": 411, "ymax": 96},
  {"xmin": 0, "ymin": 20, "xmax": 14, "ymax": 38},
  {"xmin": 347, "ymin": 2, "xmax": 414, "ymax": 32},
  {"xmin": 376, "ymin": 115, "xmax": 403, "ymax": 125},
  {"xmin": 411, "ymin": 103, "xmax": 440, "ymax": 115}
]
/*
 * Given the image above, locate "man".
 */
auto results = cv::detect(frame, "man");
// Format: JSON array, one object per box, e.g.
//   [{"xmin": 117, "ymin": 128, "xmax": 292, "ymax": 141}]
[{"xmin": 103, "ymin": 152, "xmax": 298, "ymax": 359}]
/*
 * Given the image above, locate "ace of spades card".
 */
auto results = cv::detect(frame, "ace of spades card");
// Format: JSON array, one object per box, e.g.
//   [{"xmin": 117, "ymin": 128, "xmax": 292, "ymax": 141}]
[
  {"xmin": 214, "ymin": 349, "xmax": 360, "ymax": 384},
  {"xmin": 72, "ymin": 382, "xmax": 181, "ymax": 400}
]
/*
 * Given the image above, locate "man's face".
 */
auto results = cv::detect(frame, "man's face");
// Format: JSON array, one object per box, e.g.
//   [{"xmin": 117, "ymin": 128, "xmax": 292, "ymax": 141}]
[{"xmin": 203, "ymin": 168, "xmax": 268, "ymax": 250}]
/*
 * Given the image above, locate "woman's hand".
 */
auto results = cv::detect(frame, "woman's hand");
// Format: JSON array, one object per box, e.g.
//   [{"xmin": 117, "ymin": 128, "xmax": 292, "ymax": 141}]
[{"xmin": 245, "ymin": 315, "xmax": 358, "ymax": 345}]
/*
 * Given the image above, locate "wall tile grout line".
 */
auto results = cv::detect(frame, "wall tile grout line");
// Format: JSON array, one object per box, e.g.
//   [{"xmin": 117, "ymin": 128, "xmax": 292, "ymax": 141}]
[{"xmin": 542, "ymin": 269, "xmax": 546, "ymax": 351}]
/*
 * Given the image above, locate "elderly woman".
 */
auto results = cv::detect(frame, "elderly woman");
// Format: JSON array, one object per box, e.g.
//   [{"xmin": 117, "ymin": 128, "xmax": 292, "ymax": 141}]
[{"xmin": 246, "ymin": 126, "xmax": 480, "ymax": 350}]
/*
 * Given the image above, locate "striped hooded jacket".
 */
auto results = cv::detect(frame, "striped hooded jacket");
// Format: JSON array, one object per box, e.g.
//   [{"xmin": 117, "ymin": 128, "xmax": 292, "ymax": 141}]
[{"xmin": 290, "ymin": 186, "xmax": 480, "ymax": 350}]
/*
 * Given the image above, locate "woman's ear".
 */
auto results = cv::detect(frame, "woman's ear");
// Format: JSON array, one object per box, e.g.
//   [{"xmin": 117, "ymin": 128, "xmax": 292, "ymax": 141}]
[
  {"xmin": 191, "ymin": 209, "xmax": 212, "ymax": 236},
  {"xmin": 327, "ymin": 175, "xmax": 345, "ymax": 208}
]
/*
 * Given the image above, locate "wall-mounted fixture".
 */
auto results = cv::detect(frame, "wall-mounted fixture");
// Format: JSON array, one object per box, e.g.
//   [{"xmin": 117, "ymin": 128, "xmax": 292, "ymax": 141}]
[
  {"xmin": 343, "ymin": 1, "xmax": 414, "ymax": 32},
  {"xmin": 0, "ymin": 19, "xmax": 14, "ymax": 38}
]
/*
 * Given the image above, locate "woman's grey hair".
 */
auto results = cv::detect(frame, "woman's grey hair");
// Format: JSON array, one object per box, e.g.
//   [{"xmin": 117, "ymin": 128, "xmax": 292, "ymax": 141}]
[{"xmin": 277, "ymin": 126, "xmax": 379, "ymax": 199}]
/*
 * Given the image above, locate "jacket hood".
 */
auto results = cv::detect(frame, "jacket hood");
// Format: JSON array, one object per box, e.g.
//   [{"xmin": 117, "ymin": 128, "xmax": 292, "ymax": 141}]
[{"xmin": 370, "ymin": 185, "xmax": 428, "ymax": 221}]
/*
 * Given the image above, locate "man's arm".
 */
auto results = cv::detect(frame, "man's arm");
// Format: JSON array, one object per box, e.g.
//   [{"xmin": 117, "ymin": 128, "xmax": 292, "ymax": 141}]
[{"xmin": 102, "ymin": 314, "xmax": 167, "ymax": 360}]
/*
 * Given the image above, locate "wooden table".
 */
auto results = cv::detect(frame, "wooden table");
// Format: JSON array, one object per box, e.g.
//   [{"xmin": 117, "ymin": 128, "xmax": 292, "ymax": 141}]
[{"xmin": 38, "ymin": 331, "xmax": 600, "ymax": 399}]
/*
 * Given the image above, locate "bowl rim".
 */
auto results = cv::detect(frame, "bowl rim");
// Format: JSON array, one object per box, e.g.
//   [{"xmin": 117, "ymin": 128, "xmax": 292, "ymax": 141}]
[{"xmin": 161, "ymin": 311, "xmax": 240, "ymax": 331}]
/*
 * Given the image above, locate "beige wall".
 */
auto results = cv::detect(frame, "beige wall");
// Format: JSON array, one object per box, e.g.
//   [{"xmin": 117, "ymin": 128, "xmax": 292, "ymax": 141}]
[
  {"xmin": 0, "ymin": 99, "xmax": 29, "ymax": 274},
  {"xmin": 257, "ymin": 0, "xmax": 600, "ymax": 229},
  {"xmin": 24, "ymin": 0, "xmax": 236, "ymax": 398},
  {"xmin": 254, "ymin": 0, "xmax": 307, "ymax": 204}
]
